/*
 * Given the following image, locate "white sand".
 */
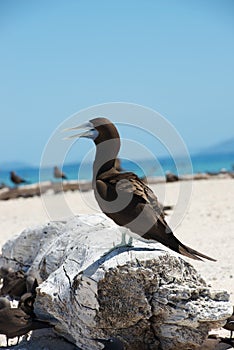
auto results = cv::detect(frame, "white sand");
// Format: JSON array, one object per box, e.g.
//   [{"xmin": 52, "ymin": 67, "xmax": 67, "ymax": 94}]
[{"xmin": 0, "ymin": 178, "xmax": 233, "ymax": 345}]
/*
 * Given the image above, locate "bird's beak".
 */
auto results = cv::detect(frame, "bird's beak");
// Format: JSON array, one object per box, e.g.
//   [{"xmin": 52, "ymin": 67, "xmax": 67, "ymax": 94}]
[{"xmin": 63, "ymin": 121, "xmax": 99, "ymax": 140}]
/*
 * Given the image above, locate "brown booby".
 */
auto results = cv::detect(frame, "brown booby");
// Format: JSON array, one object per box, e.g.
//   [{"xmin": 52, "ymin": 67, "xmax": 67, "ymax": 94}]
[
  {"xmin": 19, "ymin": 277, "xmax": 38, "ymax": 317},
  {"xmin": 10, "ymin": 171, "xmax": 27, "ymax": 185},
  {"xmin": 0, "ymin": 297, "xmax": 53, "ymax": 346},
  {"xmin": 64, "ymin": 117, "xmax": 216, "ymax": 261},
  {"xmin": 165, "ymin": 171, "xmax": 179, "ymax": 182},
  {"xmin": 0, "ymin": 268, "xmax": 27, "ymax": 300},
  {"xmin": 223, "ymin": 307, "xmax": 234, "ymax": 339},
  {"xmin": 53, "ymin": 166, "xmax": 67, "ymax": 179},
  {"xmin": 19, "ymin": 293, "xmax": 36, "ymax": 318}
]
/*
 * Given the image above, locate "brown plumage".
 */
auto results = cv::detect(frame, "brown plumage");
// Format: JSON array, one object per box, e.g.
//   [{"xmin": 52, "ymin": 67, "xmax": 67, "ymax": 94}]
[
  {"xmin": 223, "ymin": 307, "xmax": 234, "ymax": 339},
  {"xmin": 0, "ymin": 268, "xmax": 38, "ymax": 301},
  {"xmin": 10, "ymin": 171, "xmax": 27, "ymax": 185},
  {"xmin": 19, "ymin": 276, "xmax": 38, "ymax": 317},
  {"xmin": 19, "ymin": 293, "xmax": 36, "ymax": 317},
  {"xmin": 65, "ymin": 117, "xmax": 216, "ymax": 261},
  {"xmin": 165, "ymin": 172, "xmax": 179, "ymax": 182},
  {"xmin": 0, "ymin": 297, "xmax": 52, "ymax": 346},
  {"xmin": 0, "ymin": 266, "xmax": 14, "ymax": 278},
  {"xmin": 53, "ymin": 166, "xmax": 67, "ymax": 179},
  {"xmin": 0, "ymin": 269, "xmax": 27, "ymax": 300}
]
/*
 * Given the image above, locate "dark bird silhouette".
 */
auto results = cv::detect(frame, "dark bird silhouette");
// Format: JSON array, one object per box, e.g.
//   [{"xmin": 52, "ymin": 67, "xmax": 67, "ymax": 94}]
[
  {"xmin": 0, "ymin": 268, "xmax": 27, "ymax": 300},
  {"xmin": 19, "ymin": 292, "xmax": 36, "ymax": 317},
  {"xmin": 10, "ymin": 171, "xmax": 27, "ymax": 185},
  {"xmin": 64, "ymin": 117, "xmax": 216, "ymax": 261},
  {"xmin": 53, "ymin": 166, "xmax": 67, "ymax": 179},
  {"xmin": 94, "ymin": 337, "xmax": 124, "ymax": 350},
  {"xmin": 223, "ymin": 307, "xmax": 234, "ymax": 339},
  {"xmin": 19, "ymin": 276, "xmax": 38, "ymax": 317},
  {"xmin": 0, "ymin": 297, "xmax": 53, "ymax": 346},
  {"xmin": 165, "ymin": 171, "xmax": 179, "ymax": 182},
  {"xmin": 0, "ymin": 266, "xmax": 14, "ymax": 278}
]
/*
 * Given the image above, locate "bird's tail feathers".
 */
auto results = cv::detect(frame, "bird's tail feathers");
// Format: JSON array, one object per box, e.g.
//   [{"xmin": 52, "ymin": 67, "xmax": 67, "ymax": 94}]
[
  {"xmin": 178, "ymin": 243, "xmax": 216, "ymax": 262},
  {"xmin": 163, "ymin": 223, "xmax": 217, "ymax": 261}
]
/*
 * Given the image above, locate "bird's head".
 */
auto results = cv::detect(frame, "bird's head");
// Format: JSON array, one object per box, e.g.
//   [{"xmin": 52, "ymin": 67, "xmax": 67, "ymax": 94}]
[
  {"xmin": 64, "ymin": 117, "xmax": 121, "ymax": 175},
  {"xmin": 63, "ymin": 117, "xmax": 120, "ymax": 146}
]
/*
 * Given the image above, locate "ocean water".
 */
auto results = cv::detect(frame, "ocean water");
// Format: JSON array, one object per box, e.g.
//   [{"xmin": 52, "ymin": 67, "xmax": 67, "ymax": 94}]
[{"xmin": 1, "ymin": 153, "xmax": 234, "ymax": 187}]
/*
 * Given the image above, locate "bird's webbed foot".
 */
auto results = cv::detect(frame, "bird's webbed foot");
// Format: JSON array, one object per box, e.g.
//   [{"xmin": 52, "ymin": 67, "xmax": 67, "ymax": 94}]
[{"xmin": 101, "ymin": 231, "xmax": 133, "ymax": 257}]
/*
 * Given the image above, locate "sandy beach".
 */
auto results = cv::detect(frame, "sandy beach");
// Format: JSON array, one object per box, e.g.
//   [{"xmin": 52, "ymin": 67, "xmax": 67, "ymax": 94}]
[{"xmin": 0, "ymin": 177, "xmax": 233, "ymax": 347}]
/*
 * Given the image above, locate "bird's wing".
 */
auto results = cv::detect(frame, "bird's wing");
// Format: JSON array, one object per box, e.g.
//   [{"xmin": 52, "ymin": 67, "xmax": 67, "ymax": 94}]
[
  {"xmin": 102, "ymin": 171, "xmax": 165, "ymax": 219},
  {"xmin": 97, "ymin": 171, "xmax": 216, "ymax": 261}
]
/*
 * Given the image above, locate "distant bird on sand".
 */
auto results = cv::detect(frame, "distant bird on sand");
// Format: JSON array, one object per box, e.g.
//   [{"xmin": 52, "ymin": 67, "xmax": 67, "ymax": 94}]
[
  {"xmin": 10, "ymin": 171, "xmax": 27, "ymax": 185},
  {"xmin": 165, "ymin": 171, "xmax": 179, "ymax": 182},
  {"xmin": 53, "ymin": 166, "xmax": 67, "ymax": 180},
  {"xmin": 94, "ymin": 337, "xmax": 124, "ymax": 350},
  {"xmin": 64, "ymin": 117, "xmax": 216, "ymax": 261},
  {"xmin": 223, "ymin": 307, "xmax": 234, "ymax": 339},
  {"xmin": 0, "ymin": 297, "xmax": 53, "ymax": 346}
]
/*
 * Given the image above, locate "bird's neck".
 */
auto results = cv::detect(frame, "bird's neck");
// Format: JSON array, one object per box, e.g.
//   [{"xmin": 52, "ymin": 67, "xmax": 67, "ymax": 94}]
[
  {"xmin": 94, "ymin": 159, "xmax": 116, "ymax": 178},
  {"xmin": 93, "ymin": 139, "xmax": 120, "ymax": 179}
]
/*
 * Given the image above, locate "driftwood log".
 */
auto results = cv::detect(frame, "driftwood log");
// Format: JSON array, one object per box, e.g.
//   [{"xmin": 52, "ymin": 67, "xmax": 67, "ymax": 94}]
[
  {"xmin": 0, "ymin": 214, "xmax": 232, "ymax": 349},
  {"xmin": 0, "ymin": 181, "xmax": 92, "ymax": 200},
  {"xmin": 1, "ymin": 171, "xmax": 233, "ymax": 200}
]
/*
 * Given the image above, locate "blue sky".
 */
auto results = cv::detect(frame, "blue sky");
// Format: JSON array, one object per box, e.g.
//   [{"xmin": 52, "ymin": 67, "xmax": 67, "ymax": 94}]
[{"xmin": 0, "ymin": 0, "xmax": 234, "ymax": 166}]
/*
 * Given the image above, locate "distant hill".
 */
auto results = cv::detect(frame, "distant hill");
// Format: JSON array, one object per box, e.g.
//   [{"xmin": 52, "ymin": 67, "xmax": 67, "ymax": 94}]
[{"xmin": 198, "ymin": 137, "xmax": 234, "ymax": 155}]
